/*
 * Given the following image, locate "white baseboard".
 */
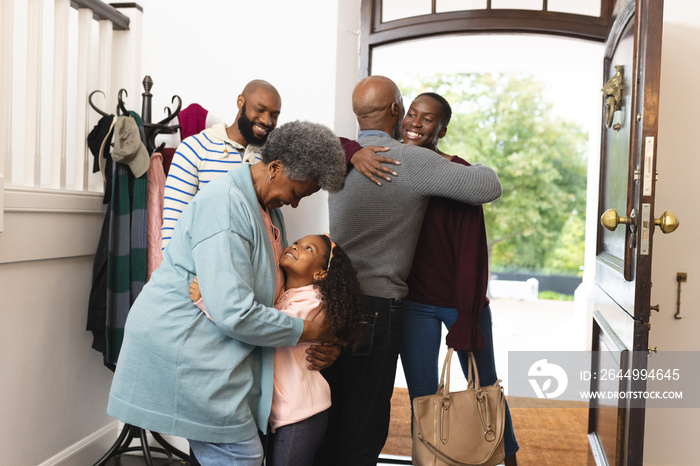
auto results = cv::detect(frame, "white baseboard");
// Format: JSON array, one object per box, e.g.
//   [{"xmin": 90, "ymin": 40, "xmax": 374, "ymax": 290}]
[{"xmin": 37, "ymin": 422, "xmax": 119, "ymax": 466}]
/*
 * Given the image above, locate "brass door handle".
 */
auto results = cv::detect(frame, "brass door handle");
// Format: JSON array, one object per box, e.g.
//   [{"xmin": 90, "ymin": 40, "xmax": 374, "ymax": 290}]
[
  {"xmin": 600, "ymin": 208, "xmax": 634, "ymax": 231},
  {"xmin": 653, "ymin": 211, "xmax": 679, "ymax": 233},
  {"xmin": 602, "ymin": 65, "xmax": 624, "ymax": 128}
]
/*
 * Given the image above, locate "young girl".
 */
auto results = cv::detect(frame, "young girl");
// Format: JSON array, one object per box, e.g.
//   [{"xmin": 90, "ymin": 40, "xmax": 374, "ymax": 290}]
[{"xmin": 190, "ymin": 233, "xmax": 364, "ymax": 466}]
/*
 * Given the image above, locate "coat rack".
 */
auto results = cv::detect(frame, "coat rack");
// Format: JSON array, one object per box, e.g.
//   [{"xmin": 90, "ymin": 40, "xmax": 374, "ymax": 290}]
[
  {"xmin": 140, "ymin": 75, "xmax": 182, "ymax": 153},
  {"xmin": 88, "ymin": 76, "xmax": 189, "ymax": 466},
  {"xmin": 89, "ymin": 75, "xmax": 182, "ymax": 154}
]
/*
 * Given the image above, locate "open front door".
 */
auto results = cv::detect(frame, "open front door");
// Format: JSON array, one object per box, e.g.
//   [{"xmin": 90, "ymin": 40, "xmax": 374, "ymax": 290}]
[{"xmin": 588, "ymin": 0, "xmax": 678, "ymax": 465}]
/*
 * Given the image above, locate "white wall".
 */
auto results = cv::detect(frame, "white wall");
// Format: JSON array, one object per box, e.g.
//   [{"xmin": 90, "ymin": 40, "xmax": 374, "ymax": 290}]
[
  {"xmin": 0, "ymin": 199, "xmax": 117, "ymax": 466},
  {"xmin": 643, "ymin": 2, "xmax": 700, "ymax": 464}
]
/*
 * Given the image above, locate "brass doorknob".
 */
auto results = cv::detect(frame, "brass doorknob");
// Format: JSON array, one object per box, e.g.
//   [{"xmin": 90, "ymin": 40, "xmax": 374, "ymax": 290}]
[
  {"xmin": 600, "ymin": 209, "xmax": 633, "ymax": 231},
  {"xmin": 654, "ymin": 211, "xmax": 679, "ymax": 233}
]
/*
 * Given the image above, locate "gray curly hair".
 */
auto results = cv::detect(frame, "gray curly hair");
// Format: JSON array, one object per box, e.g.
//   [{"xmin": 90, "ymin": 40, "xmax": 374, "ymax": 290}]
[{"xmin": 261, "ymin": 120, "xmax": 346, "ymax": 193}]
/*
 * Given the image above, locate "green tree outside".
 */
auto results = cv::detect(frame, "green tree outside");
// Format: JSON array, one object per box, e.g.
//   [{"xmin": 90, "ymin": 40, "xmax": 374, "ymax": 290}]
[{"xmin": 399, "ymin": 73, "xmax": 588, "ymax": 276}]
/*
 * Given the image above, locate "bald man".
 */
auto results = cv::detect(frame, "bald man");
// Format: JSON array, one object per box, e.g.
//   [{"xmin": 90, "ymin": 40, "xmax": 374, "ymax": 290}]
[
  {"xmin": 162, "ymin": 80, "xmax": 282, "ymax": 249},
  {"xmin": 316, "ymin": 76, "xmax": 502, "ymax": 466}
]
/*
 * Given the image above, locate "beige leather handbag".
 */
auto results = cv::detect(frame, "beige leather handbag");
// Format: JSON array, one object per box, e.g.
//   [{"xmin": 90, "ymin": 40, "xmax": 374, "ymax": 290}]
[{"xmin": 412, "ymin": 349, "xmax": 505, "ymax": 466}]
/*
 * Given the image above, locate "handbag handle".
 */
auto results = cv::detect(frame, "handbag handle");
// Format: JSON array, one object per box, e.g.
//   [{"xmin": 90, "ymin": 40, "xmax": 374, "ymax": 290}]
[
  {"xmin": 438, "ymin": 349, "xmax": 495, "ymax": 442},
  {"xmin": 437, "ymin": 348, "xmax": 454, "ymax": 395},
  {"xmin": 439, "ymin": 348, "xmax": 483, "ymax": 395},
  {"xmin": 467, "ymin": 351, "xmax": 482, "ymax": 391}
]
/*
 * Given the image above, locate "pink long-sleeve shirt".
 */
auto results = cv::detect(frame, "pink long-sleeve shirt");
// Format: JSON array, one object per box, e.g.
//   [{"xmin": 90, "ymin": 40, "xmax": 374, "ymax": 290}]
[{"xmin": 268, "ymin": 285, "xmax": 331, "ymax": 432}]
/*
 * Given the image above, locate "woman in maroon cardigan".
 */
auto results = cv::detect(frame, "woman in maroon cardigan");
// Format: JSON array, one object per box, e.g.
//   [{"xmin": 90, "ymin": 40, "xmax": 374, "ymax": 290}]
[{"xmin": 400, "ymin": 92, "xmax": 519, "ymax": 465}]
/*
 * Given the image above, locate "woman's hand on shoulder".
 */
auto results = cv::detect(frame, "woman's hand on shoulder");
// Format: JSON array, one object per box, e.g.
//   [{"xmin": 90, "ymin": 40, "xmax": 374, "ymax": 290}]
[{"xmin": 350, "ymin": 146, "xmax": 400, "ymax": 186}]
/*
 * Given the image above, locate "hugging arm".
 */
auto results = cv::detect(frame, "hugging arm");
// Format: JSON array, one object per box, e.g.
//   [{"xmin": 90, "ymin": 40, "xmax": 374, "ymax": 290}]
[
  {"xmin": 340, "ymin": 137, "xmax": 399, "ymax": 186},
  {"xmin": 404, "ymin": 146, "xmax": 502, "ymax": 204},
  {"xmin": 192, "ymin": 230, "xmax": 305, "ymax": 347},
  {"xmin": 305, "ymin": 341, "xmax": 341, "ymax": 370}
]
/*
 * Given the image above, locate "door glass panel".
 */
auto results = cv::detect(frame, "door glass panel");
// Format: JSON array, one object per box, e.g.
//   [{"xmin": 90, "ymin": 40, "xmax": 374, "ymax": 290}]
[
  {"xmin": 382, "ymin": 0, "xmax": 431, "ymax": 22},
  {"xmin": 600, "ymin": 24, "xmax": 634, "ymax": 265},
  {"xmin": 548, "ymin": 0, "xmax": 601, "ymax": 17},
  {"xmin": 436, "ymin": 0, "xmax": 488, "ymax": 13},
  {"xmin": 491, "ymin": 0, "xmax": 543, "ymax": 10},
  {"xmin": 596, "ymin": 336, "xmax": 625, "ymax": 465}
]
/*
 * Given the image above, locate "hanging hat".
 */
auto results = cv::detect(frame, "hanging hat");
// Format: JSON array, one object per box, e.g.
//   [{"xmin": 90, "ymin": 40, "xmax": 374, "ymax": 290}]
[
  {"xmin": 87, "ymin": 115, "xmax": 115, "ymax": 174},
  {"xmin": 112, "ymin": 116, "xmax": 149, "ymax": 178}
]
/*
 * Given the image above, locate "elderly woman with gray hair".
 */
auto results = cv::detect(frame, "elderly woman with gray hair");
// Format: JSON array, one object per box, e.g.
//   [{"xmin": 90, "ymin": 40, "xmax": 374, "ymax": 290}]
[{"xmin": 107, "ymin": 121, "xmax": 347, "ymax": 465}]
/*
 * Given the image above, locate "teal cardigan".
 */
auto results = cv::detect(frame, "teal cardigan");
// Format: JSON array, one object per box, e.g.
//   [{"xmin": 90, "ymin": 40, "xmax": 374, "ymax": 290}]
[{"xmin": 107, "ymin": 164, "xmax": 304, "ymax": 443}]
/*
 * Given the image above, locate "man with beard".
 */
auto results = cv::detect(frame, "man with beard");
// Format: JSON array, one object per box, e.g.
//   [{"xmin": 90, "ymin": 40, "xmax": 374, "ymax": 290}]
[
  {"xmin": 316, "ymin": 76, "xmax": 502, "ymax": 466},
  {"xmin": 161, "ymin": 79, "xmax": 281, "ymax": 249}
]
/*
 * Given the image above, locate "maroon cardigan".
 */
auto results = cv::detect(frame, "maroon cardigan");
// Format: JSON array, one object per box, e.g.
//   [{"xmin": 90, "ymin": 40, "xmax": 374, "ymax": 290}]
[
  {"xmin": 339, "ymin": 137, "xmax": 362, "ymax": 165},
  {"xmin": 406, "ymin": 155, "xmax": 489, "ymax": 351}
]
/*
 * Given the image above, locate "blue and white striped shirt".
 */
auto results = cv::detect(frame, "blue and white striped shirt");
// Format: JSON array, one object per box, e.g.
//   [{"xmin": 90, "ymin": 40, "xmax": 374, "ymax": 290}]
[{"xmin": 161, "ymin": 123, "xmax": 263, "ymax": 249}]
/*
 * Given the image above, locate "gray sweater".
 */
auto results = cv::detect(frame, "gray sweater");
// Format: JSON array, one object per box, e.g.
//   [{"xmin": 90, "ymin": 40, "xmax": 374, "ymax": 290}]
[{"xmin": 329, "ymin": 130, "xmax": 502, "ymax": 299}]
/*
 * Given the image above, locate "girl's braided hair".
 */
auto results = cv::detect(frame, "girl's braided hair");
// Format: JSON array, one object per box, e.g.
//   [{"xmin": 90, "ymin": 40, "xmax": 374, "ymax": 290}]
[{"xmin": 315, "ymin": 235, "xmax": 365, "ymax": 350}]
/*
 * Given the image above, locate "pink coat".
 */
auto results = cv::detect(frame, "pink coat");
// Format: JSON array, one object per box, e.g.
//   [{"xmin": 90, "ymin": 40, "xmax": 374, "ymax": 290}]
[{"xmin": 269, "ymin": 285, "xmax": 331, "ymax": 432}]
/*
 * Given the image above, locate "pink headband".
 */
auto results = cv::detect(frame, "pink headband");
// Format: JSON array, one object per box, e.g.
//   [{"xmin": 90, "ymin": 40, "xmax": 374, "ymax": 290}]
[{"xmin": 323, "ymin": 233, "xmax": 336, "ymax": 270}]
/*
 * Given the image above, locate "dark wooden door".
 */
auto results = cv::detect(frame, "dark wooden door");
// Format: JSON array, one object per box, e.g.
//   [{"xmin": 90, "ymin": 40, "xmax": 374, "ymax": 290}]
[{"xmin": 588, "ymin": 1, "xmax": 672, "ymax": 465}]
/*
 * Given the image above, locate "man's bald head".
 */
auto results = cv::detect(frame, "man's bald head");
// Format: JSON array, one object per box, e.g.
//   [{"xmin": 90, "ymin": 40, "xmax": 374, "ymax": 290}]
[
  {"xmin": 351, "ymin": 76, "xmax": 404, "ymax": 139},
  {"xmin": 241, "ymin": 79, "xmax": 280, "ymax": 101}
]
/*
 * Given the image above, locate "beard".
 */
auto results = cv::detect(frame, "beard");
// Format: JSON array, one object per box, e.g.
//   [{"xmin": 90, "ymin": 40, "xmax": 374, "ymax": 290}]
[
  {"xmin": 393, "ymin": 111, "xmax": 405, "ymax": 141},
  {"xmin": 392, "ymin": 106, "xmax": 406, "ymax": 141},
  {"xmin": 238, "ymin": 105, "xmax": 271, "ymax": 145},
  {"xmin": 393, "ymin": 121, "xmax": 403, "ymax": 141}
]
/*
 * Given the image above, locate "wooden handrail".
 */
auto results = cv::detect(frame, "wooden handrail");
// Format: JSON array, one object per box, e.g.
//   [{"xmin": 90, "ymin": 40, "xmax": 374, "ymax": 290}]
[{"xmin": 69, "ymin": 0, "xmax": 130, "ymax": 30}]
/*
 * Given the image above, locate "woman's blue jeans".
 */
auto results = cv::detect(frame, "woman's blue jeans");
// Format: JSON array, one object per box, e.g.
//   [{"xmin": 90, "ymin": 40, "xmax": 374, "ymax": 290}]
[
  {"xmin": 187, "ymin": 433, "xmax": 264, "ymax": 466},
  {"xmin": 399, "ymin": 300, "xmax": 519, "ymax": 457}
]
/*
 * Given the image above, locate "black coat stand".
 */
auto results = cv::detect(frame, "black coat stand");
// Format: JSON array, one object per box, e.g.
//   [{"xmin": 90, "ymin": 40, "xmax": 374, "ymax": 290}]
[
  {"xmin": 89, "ymin": 76, "xmax": 186, "ymax": 466},
  {"xmin": 92, "ymin": 425, "xmax": 190, "ymax": 465}
]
